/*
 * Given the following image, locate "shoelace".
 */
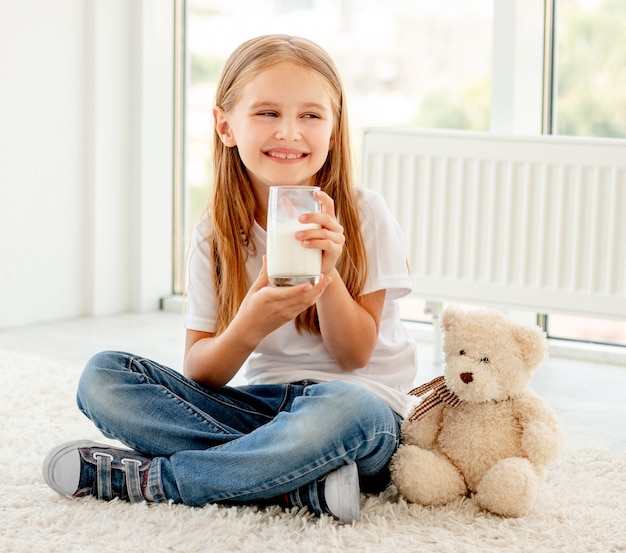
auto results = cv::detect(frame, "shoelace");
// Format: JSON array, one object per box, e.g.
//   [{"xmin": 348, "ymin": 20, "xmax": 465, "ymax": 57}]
[{"xmin": 92, "ymin": 451, "xmax": 145, "ymax": 503}]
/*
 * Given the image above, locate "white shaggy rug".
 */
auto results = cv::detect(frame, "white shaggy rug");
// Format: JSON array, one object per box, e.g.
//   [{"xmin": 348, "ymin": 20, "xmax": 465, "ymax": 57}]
[{"xmin": 2, "ymin": 351, "xmax": 626, "ymax": 553}]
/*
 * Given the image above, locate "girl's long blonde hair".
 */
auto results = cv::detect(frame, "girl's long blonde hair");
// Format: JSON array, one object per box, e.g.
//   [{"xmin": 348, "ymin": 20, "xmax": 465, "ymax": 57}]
[{"xmin": 209, "ymin": 34, "xmax": 367, "ymax": 335}]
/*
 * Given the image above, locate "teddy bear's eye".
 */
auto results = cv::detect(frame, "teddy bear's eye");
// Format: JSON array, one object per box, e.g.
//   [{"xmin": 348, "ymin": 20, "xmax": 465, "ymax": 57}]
[
  {"xmin": 459, "ymin": 350, "xmax": 466, "ymax": 356},
  {"xmin": 480, "ymin": 357, "xmax": 490, "ymax": 364}
]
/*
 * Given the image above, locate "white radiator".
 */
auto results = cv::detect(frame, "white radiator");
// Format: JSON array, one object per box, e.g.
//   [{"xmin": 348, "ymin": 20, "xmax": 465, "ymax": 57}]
[{"xmin": 361, "ymin": 128, "xmax": 626, "ymax": 320}]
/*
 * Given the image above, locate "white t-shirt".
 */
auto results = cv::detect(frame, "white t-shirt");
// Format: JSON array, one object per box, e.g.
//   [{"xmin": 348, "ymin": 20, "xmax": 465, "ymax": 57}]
[{"xmin": 186, "ymin": 187, "xmax": 417, "ymax": 416}]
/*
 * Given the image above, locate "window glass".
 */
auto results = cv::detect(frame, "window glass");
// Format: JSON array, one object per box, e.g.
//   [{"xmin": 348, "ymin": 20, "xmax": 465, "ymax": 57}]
[{"xmin": 555, "ymin": 0, "xmax": 626, "ymax": 138}]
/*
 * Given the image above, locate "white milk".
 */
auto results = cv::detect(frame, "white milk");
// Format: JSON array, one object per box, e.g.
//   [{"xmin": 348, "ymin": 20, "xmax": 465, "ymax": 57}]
[{"xmin": 267, "ymin": 220, "xmax": 321, "ymax": 286}]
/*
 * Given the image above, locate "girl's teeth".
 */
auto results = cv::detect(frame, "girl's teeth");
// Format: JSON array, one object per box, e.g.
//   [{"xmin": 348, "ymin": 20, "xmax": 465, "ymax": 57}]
[{"xmin": 269, "ymin": 151, "xmax": 302, "ymax": 159}]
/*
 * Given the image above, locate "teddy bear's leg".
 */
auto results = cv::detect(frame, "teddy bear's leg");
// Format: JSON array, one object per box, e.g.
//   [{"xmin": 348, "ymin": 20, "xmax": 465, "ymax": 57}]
[
  {"xmin": 390, "ymin": 444, "xmax": 466, "ymax": 506},
  {"xmin": 474, "ymin": 457, "xmax": 540, "ymax": 517}
]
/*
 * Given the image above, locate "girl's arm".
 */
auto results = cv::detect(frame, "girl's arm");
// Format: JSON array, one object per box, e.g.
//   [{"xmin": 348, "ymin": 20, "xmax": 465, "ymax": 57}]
[
  {"xmin": 316, "ymin": 272, "xmax": 385, "ymax": 371},
  {"xmin": 184, "ymin": 258, "xmax": 331, "ymax": 388},
  {"xmin": 299, "ymin": 190, "xmax": 385, "ymax": 371}
]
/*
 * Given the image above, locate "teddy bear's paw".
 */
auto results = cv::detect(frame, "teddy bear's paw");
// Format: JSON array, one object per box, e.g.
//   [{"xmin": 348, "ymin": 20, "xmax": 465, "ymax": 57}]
[
  {"xmin": 390, "ymin": 445, "xmax": 466, "ymax": 506},
  {"xmin": 475, "ymin": 457, "xmax": 539, "ymax": 517}
]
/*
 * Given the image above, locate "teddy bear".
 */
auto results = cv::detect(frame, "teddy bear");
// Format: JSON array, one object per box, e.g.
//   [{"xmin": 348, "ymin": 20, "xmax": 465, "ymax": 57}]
[{"xmin": 390, "ymin": 305, "xmax": 565, "ymax": 517}]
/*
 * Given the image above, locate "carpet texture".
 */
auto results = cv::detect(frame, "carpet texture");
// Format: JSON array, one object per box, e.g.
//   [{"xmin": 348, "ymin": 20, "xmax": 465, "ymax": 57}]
[{"xmin": 2, "ymin": 351, "xmax": 625, "ymax": 553}]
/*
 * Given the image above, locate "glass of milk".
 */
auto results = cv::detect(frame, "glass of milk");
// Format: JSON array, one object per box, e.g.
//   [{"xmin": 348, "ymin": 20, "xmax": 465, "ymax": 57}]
[{"xmin": 267, "ymin": 186, "xmax": 322, "ymax": 286}]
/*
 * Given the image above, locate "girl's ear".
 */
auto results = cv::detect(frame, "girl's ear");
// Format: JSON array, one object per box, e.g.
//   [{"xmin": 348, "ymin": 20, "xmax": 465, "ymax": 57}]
[{"xmin": 213, "ymin": 106, "xmax": 236, "ymax": 147}]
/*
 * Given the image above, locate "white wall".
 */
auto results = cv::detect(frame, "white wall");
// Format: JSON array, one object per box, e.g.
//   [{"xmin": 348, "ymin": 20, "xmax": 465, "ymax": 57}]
[{"xmin": 0, "ymin": 0, "xmax": 174, "ymax": 329}]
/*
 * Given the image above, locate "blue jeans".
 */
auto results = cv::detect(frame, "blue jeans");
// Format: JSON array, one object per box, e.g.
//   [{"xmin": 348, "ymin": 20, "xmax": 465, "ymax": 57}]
[{"xmin": 76, "ymin": 351, "xmax": 401, "ymax": 507}]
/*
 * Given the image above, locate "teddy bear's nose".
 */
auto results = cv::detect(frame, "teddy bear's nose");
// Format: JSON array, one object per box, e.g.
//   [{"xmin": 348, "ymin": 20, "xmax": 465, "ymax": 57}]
[{"xmin": 460, "ymin": 372, "xmax": 474, "ymax": 384}]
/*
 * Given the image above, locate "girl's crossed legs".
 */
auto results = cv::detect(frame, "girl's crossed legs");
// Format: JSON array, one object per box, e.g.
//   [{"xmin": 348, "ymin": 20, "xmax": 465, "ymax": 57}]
[{"xmin": 46, "ymin": 351, "xmax": 401, "ymax": 519}]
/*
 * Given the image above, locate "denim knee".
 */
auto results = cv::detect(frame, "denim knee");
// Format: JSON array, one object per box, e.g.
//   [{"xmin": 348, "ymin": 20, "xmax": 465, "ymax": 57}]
[
  {"xmin": 302, "ymin": 381, "xmax": 400, "ymax": 461},
  {"xmin": 76, "ymin": 350, "xmax": 132, "ymax": 420},
  {"xmin": 307, "ymin": 380, "xmax": 398, "ymax": 429}
]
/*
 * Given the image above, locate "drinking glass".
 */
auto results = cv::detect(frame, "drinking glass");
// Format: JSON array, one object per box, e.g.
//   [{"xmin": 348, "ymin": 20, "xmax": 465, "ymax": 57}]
[{"xmin": 266, "ymin": 186, "xmax": 322, "ymax": 286}]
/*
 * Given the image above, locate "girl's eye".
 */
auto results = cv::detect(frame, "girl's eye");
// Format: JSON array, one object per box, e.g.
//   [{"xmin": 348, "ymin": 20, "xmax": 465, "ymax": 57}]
[
  {"xmin": 480, "ymin": 357, "xmax": 490, "ymax": 364},
  {"xmin": 258, "ymin": 112, "xmax": 278, "ymax": 118},
  {"xmin": 302, "ymin": 113, "xmax": 320, "ymax": 119}
]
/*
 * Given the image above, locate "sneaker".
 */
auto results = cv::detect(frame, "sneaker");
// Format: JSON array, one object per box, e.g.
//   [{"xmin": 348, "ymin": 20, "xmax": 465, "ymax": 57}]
[
  {"xmin": 323, "ymin": 462, "xmax": 360, "ymax": 522},
  {"xmin": 287, "ymin": 462, "xmax": 360, "ymax": 523},
  {"xmin": 43, "ymin": 440, "xmax": 152, "ymax": 503}
]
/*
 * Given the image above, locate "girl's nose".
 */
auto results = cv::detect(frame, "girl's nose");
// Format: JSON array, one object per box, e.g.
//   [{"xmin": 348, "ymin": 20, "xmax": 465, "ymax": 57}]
[{"xmin": 275, "ymin": 119, "xmax": 301, "ymax": 141}]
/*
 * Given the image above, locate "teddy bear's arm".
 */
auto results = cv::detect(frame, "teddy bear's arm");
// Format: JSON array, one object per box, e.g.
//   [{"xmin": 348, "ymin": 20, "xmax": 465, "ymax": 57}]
[
  {"xmin": 401, "ymin": 402, "xmax": 445, "ymax": 448},
  {"xmin": 514, "ymin": 390, "xmax": 565, "ymax": 466}
]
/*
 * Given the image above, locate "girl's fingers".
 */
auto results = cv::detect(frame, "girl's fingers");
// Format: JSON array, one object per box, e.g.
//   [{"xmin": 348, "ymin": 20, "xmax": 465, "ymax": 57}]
[{"xmin": 313, "ymin": 190, "xmax": 336, "ymax": 218}]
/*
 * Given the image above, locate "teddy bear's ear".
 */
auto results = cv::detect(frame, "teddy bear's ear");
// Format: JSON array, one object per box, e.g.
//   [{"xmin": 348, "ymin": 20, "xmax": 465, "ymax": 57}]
[
  {"xmin": 512, "ymin": 324, "xmax": 548, "ymax": 368},
  {"xmin": 441, "ymin": 305, "xmax": 464, "ymax": 332}
]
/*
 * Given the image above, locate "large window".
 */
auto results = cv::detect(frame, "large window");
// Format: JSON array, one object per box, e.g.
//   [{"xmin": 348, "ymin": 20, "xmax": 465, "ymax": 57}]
[{"xmin": 176, "ymin": 0, "xmax": 625, "ymax": 348}]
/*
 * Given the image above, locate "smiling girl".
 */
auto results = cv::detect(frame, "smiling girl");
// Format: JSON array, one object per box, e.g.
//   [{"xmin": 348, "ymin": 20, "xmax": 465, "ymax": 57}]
[{"xmin": 43, "ymin": 35, "xmax": 417, "ymax": 523}]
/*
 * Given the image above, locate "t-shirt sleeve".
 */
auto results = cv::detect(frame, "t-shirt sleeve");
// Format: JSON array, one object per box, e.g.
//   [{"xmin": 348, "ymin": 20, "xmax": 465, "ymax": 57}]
[
  {"xmin": 358, "ymin": 188, "xmax": 412, "ymax": 300},
  {"xmin": 185, "ymin": 218, "xmax": 218, "ymax": 333}
]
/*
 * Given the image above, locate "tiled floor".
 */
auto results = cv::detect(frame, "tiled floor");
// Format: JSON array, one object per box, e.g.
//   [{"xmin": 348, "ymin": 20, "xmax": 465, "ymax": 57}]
[{"xmin": 1, "ymin": 311, "xmax": 624, "ymax": 453}]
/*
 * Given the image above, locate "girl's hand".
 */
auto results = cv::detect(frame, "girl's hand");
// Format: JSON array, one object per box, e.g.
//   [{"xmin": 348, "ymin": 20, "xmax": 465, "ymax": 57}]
[
  {"xmin": 184, "ymin": 258, "xmax": 331, "ymax": 388},
  {"xmin": 237, "ymin": 257, "xmax": 331, "ymax": 343},
  {"xmin": 295, "ymin": 190, "xmax": 345, "ymax": 276}
]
